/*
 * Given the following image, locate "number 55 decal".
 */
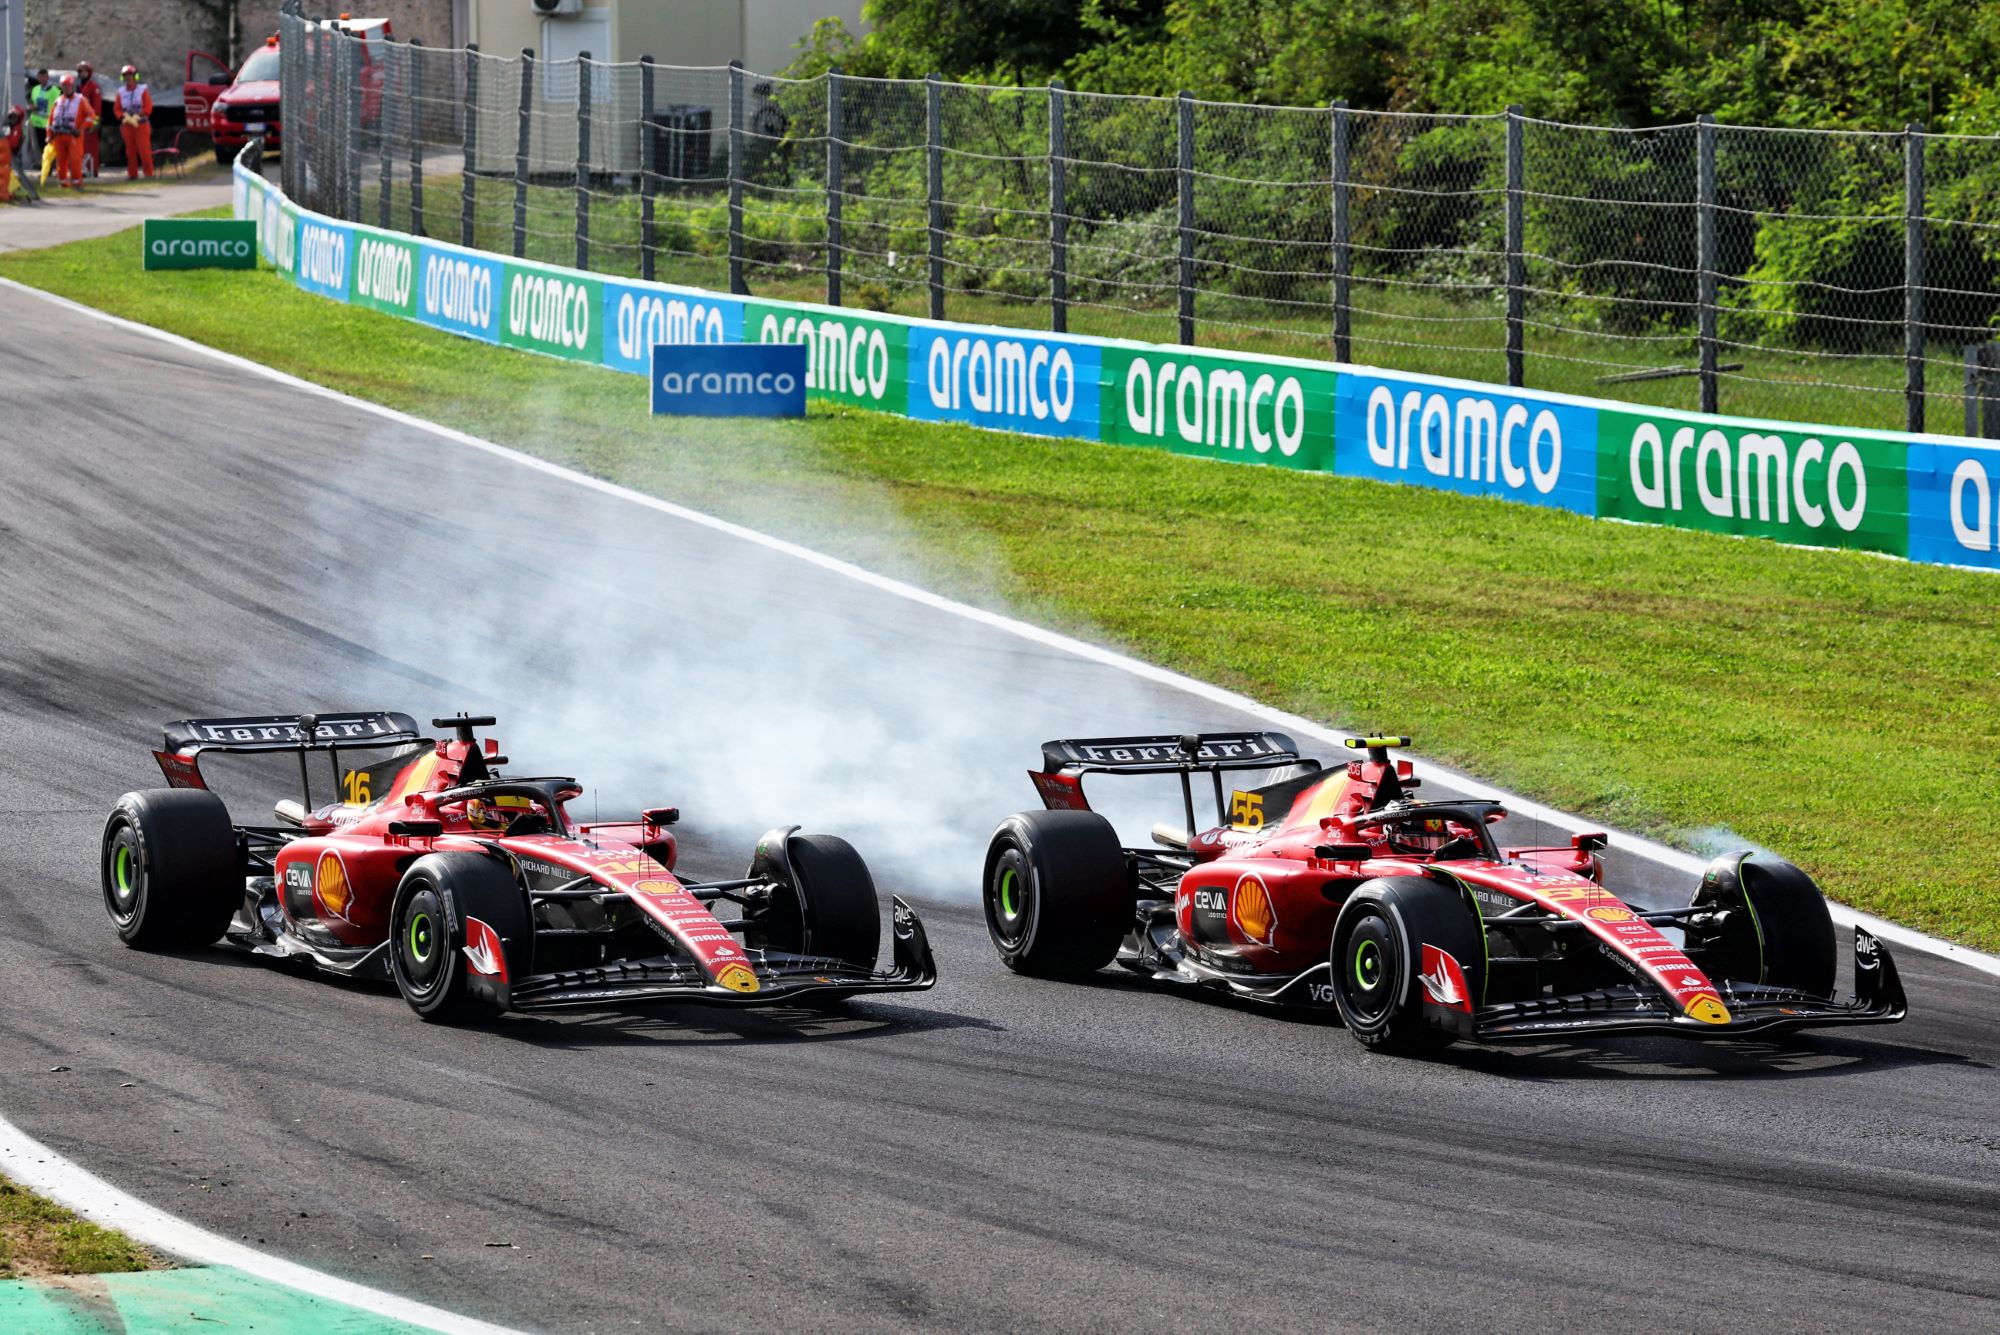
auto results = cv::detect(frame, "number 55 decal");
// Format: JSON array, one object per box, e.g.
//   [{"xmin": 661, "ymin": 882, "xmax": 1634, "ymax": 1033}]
[{"xmin": 1230, "ymin": 790, "xmax": 1264, "ymax": 828}]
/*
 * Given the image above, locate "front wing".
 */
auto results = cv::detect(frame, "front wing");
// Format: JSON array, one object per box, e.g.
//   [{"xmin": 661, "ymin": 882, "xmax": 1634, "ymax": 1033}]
[
  {"xmin": 1470, "ymin": 926, "xmax": 1907, "ymax": 1042},
  {"xmin": 496, "ymin": 895, "xmax": 938, "ymax": 1012}
]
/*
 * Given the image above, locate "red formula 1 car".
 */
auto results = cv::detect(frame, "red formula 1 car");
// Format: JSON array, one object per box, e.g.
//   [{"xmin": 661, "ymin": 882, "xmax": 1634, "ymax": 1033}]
[
  {"xmin": 981, "ymin": 732, "xmax": 1903, "ymax": 1052},
  {"xmin": 102, "ymin": 711, "xmax": 934, "ymax": 1021}
]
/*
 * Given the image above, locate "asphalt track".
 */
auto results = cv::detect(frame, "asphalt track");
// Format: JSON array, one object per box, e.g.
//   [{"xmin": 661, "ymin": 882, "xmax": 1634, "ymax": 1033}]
[{"xmin": 2, "ymin": 283, "xmax": 1998, "ymax": 1333}]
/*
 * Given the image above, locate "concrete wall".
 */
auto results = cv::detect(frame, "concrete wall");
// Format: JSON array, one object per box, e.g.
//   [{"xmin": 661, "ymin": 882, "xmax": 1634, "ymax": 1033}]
[{"xmin": 466, "ymin": 0, "xmax": 862, "ymax": 72}]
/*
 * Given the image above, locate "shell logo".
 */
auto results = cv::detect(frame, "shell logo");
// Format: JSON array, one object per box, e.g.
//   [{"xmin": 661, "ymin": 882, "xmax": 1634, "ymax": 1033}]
[
  {"xmin": 315, "ymin": 851, "xmax": 352, "ymax": 919},
  {"xmin": 1685, "ymin": 993, "xmax": 1731, "ymax": 1025},
  {"xmin": 631, "ymin": 878, "xmax": 682, "ymax": 896},
  {"xmin": 1586, "ymin": 904, "xmax": 1636, "ymax": 924},
  {"xmin": 1231, "ymin": 875, "xmax": 1278, "ymax": 947},
  {"xmin": 714, "ymin": 961, "xmax": 761, "ymax": 994}
]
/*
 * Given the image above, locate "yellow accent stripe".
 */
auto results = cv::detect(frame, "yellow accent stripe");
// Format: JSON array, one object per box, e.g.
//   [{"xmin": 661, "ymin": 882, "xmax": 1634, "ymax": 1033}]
[
  {"xmin": 389, "ymin": 751, "xmax": 440, "ymax": 802},
  {"xmin": 1297, "ymin": 774, "xmax": 1351, "ymax": 826},
  {"xmin": 1343, "ymin": 736, "xmax": 1412, "ymax": 750}
]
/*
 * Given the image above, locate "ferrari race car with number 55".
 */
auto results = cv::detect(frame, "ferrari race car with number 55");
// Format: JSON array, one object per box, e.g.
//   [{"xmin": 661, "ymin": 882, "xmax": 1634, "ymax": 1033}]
[
  {"xmin": 102, "ymin": 711, "xmax": 935, "ymax": 1021},
  {"xmin": 982, "ymin": 732, "xmax": 1904, "ymax": 1053}
]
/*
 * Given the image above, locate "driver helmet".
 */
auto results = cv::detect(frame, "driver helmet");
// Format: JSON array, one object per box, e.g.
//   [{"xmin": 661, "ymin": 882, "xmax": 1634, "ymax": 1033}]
[{"xmin": 1389, "ymin": 817, "xmax": 1453, "ymax": 856}]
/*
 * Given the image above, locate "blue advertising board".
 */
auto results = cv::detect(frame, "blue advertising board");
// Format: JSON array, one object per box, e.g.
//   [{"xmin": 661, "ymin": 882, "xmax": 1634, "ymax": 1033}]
[
  {"xmin": 906, "ymin": 326, "xmax": 1101, "ymax": 439},
  {"xmin": 292, "ymin": 218, "xmax": 352, "ymax": 301},
  {"xmin": 413, "ymin": 244, "xmax": 502, "ymax": 343},
  {"xmin": 651, "ymin": 343, "xmax": 807, "ymax": 417},
  {"xmin": 1335, "ymin": 372, "xmax": 1599, "ymax": 516},
  {"xmin": 1906, "ymin": 441, "xmax": 2000, "ymax": 569},
  {"xmin": 603, "ymin": 281, "xmax": 743, "ymax": 375}
]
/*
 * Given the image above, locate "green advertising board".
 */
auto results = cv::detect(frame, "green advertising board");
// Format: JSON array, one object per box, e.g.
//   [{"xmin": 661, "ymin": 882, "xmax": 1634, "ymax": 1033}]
[
  {"xmin": 1596, "ymin": 407, "xmax": 1910, "ymax": 557},
  {"xmin": 499, "ymin": 262, "xmax": 604, "ymax": 364},
  {"xmin": 142, "ymin": 219, "xmax": 258, "ymax": 271},
  {"xmin": 747, "ymin": 301, "xmax": 909, "ymax": 413},
  {"xmin": 349, "ymin": 227, "xmax": 421, "ymax": 318},
  {"xmin": 1099, "ymin": 345, "xmax": 1339, "ymax": 473}
]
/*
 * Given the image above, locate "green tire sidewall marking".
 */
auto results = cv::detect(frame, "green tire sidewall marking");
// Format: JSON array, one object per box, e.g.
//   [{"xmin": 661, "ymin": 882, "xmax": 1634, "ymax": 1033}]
[
  {"xmin": 1354, "ymin": 936, "xmax": 1382, "ymax": 990},
  {"xmin": 407, "ymin": 910, "xmax": 433, "ymax": 966},
  {"xmin": 999, "ymin": 866, "xmax": 1019, "ymax": 920},
  {"xmin": 1732, "ymin": 851, "xmax": 1769, "ymax": 983},
  {"xmin": 114, "ymin": 842, "xmax": 134, "ymax": 894}
]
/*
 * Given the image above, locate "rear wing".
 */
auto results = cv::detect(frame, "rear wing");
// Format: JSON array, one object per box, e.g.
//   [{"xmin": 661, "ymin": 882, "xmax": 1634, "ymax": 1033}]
[
  {"xmin": 1031, "ymin": 731, "xmax": 1318, "ymax": 832},
  {"xmin": 154, "ymin": 711, "xmax": 425, "ymax": 796}
]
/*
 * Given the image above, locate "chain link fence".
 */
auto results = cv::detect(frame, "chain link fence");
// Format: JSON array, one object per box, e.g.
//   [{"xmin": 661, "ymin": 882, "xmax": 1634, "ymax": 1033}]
[{"xmin": 277, "ymin": 6, "xmax": 2000, "ymax": 437}]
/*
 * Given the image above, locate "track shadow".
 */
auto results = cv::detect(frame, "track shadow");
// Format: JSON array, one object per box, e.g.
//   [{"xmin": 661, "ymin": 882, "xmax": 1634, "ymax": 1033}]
[{"xmin": 490, "ymin": 995, "xmax": 1004, "ymax": 1050}]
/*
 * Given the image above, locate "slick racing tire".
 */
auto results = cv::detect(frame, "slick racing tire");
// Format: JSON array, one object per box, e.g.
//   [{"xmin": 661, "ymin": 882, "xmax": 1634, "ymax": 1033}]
[
  {"xmin": 1685, "ymin": 852, "xmax": 1836, "ymax": 998},
  {"xmin": 101, "ymin": 789, "xmax": 240, "ymax": 949},
  {"xmin": 982, "ymin": 810, "xmax": 1130, "ymax": 977},
  {"xmin": 758, "ymin": 833, "xmax": 882, "ymax": 972},
  {"xmin": 1330, "ymin": 876, "xmax": 1483, "ymax": 1055},
  {"xmin": 390, "ymin": 852, "xmax": 526, "ymax": 1023}
]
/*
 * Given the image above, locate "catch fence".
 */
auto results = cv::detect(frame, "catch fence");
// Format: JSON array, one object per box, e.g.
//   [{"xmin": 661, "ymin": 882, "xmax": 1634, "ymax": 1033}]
[{"xmin": 275, "ymin": 7, "xmax": 2000, "ymax": 437}]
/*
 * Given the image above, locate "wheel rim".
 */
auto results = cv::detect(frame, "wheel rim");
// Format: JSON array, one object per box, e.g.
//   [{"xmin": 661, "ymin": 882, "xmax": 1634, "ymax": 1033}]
[
  {"xmin": 105, "ymin": 824, "xmax": 143, "ymax": 923},
  {"xmin": 398, "ymin": 889, "xmax": 446, "ymax": 997},
  {"xmin": 1340, "ymin": 915, "xmax": 1397, "ymax": 1024},
  {"xmin": 987, "ymin": 852, "xmax": 1031, "ymax": 949}
]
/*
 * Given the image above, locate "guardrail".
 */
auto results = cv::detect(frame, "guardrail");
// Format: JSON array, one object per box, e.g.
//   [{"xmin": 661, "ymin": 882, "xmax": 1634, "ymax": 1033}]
[{"xmin": 234, "ymin": 156, "xmax": 2000, "ymax": 571}]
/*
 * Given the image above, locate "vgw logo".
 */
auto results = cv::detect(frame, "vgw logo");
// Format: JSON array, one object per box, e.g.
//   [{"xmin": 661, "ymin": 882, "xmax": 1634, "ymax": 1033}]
[
  {"xmin": 1626, "ymin": 423, "xmax": 1867, "ymax": 531},
  {"xmin": 617, "ymin": 292, "xmax": 726, "ymax": 360},
  {"xmin": 927, "ymin": 336, "xmax": 1078, "ymax": 424},
  {"xmin": 354, "ymin": 238, "xmax": 411, "ymax": 307},
  {"xmin": 758, "ymin": 314, "xmax": 892, "ymax": 402},
  {"xmin": 423, "ymin": 253, "xmax": 492, "ymax": 328},
  {"xmin": 1364, "ymin": 385, "xmax": 1563, "ymax": 493},
  {"xmin": 1124, "ymin": 357, "xmax": 1306, "ymax": 455},
  {"xmin": 507, "ymin": 272, "xmax": 591, "ymax": 351}
]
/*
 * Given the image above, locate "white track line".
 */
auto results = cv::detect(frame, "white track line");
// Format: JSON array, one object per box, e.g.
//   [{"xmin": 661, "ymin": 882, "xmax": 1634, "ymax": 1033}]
[
  {"xmin": 6, "ymin": 273, "xmax": 1994, "ymax": 981},
  {"xmin": 0, "ymin": 1114, "xmax": 522, "ymax": 1334}
]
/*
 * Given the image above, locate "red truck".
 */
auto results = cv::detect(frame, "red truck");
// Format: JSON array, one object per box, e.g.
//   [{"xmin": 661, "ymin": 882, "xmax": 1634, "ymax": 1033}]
[{"xmin": 190, "ymin": 15, "xmax": 393, "ymax": 165}]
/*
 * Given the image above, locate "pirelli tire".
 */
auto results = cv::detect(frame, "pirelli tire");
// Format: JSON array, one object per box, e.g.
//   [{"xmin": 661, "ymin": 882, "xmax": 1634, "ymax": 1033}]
[
  {"xmin": 101, "ymin": 789, "xmax": 241, "ymax": 949},
  {"xmin": 1686, "ymin": 851, "xmax": 1837, "ymax": 998},
  {"xmin": 758, "ymin": 834, "xmax": 882, "ymax": 972},
  {"xmin": 1330, "ymin": 876, "xmax": 1484, "ymax": 1055},
  {"xmin": 982, "ymin": 809, "xmax": 1131, "ymax": 977},
  {"xmin": 389, "ymin": 851, "xmax": 529, "ymax": 1023}
]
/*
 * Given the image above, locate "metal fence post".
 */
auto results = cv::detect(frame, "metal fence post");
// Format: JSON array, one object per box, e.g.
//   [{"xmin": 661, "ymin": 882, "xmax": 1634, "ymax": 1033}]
[
  {"xmin": 639, "ymin": 55, "xmax": 657, "ymax": 282},
  {"xmin": 575, "ymin": 53, "xmax": 591, "ymax": 272},
  {"xmin": 408, "ymin": 38, "xmax": 424, "ymax": 237},
  {"xmin": 927, "ymin": 72, "xmax": 945, "ymax": 321},
  {"xmin": 513, "ymin": 49, "xmax": 533, "ymax": 259},
  {"xmin": 346, "ymin": 31, "xmax": 363, "ymax": 223},
  {"xmin": 1332, "ymin": 99, "xmax": 1350, "ymax": 363},
  {"xmin": 377, "ymin": 37, "xmax": 394, "ymax": 229},
  {"xmin": 826, "ymin": 67, "xmax": 843, "ymax": 306},
  {"xmin": 460, "ymin": 44, "xmax": 478, "ymax": 248},
  {"xmin": 1906, "ymin": 121, "xmax": 1926, "ymax": 433},
  {"xmin": 1177, "ymin": 90, "xmax": 1196, "ymax": 346},
  {"xmin": 727, "ymin": 59, "xmax": 745, "ymax": 295},
  {"xmin": 1504, "ymin": 104, "xmax": 1524, "ymax": 388},
  {"xmin": 1050, "ymin": 79, "xmax": 1068, "ymax": 334},
  {"xmin": 1696, "ymin": 113, "xmax": 1717, "ymax": 414}
]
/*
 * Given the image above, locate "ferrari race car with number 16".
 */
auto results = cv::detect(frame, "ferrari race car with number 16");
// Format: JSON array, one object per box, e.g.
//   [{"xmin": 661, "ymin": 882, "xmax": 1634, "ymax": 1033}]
[
  {"xmin": 982, "ymin": 732, "xmax": 1903, "ymax": 1053},
  {"xmin": 102, "ymin": 711, "xmax": 935, "ymax": 1021}
]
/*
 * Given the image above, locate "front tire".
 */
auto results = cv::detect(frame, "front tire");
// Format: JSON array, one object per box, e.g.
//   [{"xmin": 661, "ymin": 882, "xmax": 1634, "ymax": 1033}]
[
  {"xmin": 1686, "ymin": 852, "xmax": 1836, "ymax": 996},
  {"xmin": 390, "ymin": 852, "xmax": 526, "ymax": 1023},
  {"xmin": 1330, "ymin": 876, "xmax": 1483, "ymax": 1054},
  {"xmin": 754, "ymin": 833, "xmax": 881, "ymax": 970},
  {"xmin": 981, "ymin": 810, "xmax": 1130, "ymax": 977},
  {"xmin": 101, "ymin": 789, "xmax": 240, "ymax": 949}
]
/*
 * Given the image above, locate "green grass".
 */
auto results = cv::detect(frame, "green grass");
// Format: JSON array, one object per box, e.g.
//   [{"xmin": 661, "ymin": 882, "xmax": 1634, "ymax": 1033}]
[
  {"xmin": 375, "ymin": 174, "xmax": 1952, "ymax": 436},
  {"xmin": 4, "ymin": 215, "xmax": 1997, "ymax": 950},
  {"xmin": 0, "ymin": 1174, "xmax": 155, "ymax": 1279}
]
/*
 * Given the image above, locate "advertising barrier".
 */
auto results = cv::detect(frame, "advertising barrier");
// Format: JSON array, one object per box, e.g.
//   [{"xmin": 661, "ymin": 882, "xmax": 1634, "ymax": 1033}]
[
  {"xmin": 234, "ymin": 160, "xmax": 2000, "ymax": 572},
  {"xmin": 142, "ymin": 219, "xmax": 259, "ymax": 271},
  {"xmin": 652, "ymin": 344, "xmax": 808, "ymax": 418}
]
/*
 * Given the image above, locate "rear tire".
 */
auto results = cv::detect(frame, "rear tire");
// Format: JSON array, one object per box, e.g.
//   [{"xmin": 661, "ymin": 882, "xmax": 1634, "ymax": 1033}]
[
  {"xmin": 1330, "ymin": 876, "xmax": 1483, "ymax": 1054},
  {"xmin": 981, "ymin": 810, "xmax": 1130, "ymax": 977},
  {"xmin": 101, "ymin": 789, "xmax": 239, "ymax": 949},
  {"xmin": 1686, "ymin": 852, "xmax": 1836, "ymax": 997},
  {"xmin": 390, "ymin": 852, "xmax": 526, "ymax": 1023}
]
